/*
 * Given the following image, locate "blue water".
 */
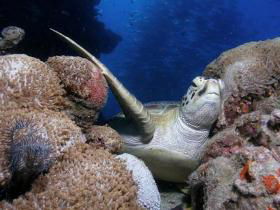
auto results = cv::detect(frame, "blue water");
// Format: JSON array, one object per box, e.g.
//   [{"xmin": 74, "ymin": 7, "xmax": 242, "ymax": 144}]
[{"xmin": 97, "ymin": 0, "xmax": 280, "ymax": 120}]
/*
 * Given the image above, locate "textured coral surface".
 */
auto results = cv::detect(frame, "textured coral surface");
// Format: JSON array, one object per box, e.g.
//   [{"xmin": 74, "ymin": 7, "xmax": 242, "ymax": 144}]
[
  {"xmin": 0, "ymin": 109, "xmax": 86, "ymax": 189},
  {"xmin": 0, "ymin": 54, "xmax": 66, "ymax": 111},
  {"xmin": 190, "ymin": 147, "xmax": 280, "ymax": 210},
  {"xmin": 47, "ymin": 56, "xmax": 108, "ymax": 128},
  {"xmin": 47, "ymin": 56, "xmax": 108, "ymax": 110},
  {"xmin": 118, "ymin": 154, "xmax": 161, "ymax": 210},
  {"xmin": 86, "ymin": 125, "xmax": 122, "ymax": 153},
  {"xmin": 0, "ymin": 144, "xmax": 141, "ymax": 210}
]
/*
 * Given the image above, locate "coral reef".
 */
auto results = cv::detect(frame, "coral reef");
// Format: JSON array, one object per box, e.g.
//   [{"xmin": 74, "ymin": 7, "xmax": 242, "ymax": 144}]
[
  {"xmin": 0, "ymin": 144, "xmax": 145, "ymax": 209},
  {"xmin": 47, "ymin": 56, "xmax": 108, "ymax": 128},
  {"xmin": 202, "ymin": 109, "xmax": 280, "ymax": 162},
  {"xmin": 0, "ymin": 54, "xmax": 109, "ymax": 128},
  {"xmin": 0, "ymin": 26, "xmax": 25, "ymax": 52},
  {"xmin": 86, "ymin": 125, "xmax": 122, "ymax": 153},
  {"xmin": 118, "ymin": 153, "xmax": 161, "ymax": 210},
  {"xmin": 0, "ymin": 52, "xmax": 160, "ymax": 209},
  {"xmin": 0, "ymin": 54, "xmax": 66, "ymax": 111},
  {"xmin": 203, "ymin": 38, "xmax": 280, "ymax": 130},
  {"xmin": 189, "ymin": 38, "xmax": 280, "ymax": 210},
  {"xmin": 0, "ymin": 109, "xmax": 86, "ymax": 197},
  {"xmin": 189, "ymin": 146, "xmax": 280, "ymax": 210}
]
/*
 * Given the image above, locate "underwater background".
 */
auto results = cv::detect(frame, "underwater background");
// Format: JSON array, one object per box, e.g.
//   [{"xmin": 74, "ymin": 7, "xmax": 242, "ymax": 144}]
[
  {"xmin": 1, "ymin": 0, "xmax": 280, "ymax": 119},
  {"xmin": 98, "ymin": 0, "xmax": 280, "ymax": 119}
]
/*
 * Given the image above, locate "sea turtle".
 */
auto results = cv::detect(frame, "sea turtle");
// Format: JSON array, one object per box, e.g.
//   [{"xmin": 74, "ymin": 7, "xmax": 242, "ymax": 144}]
[{"xmin": 51, "ymin": 29, "xmax": 224, "ymax": 182}]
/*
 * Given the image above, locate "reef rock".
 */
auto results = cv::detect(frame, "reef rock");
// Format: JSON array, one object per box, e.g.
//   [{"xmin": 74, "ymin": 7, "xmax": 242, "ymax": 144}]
[
  {"xmin": 0, "ymin": 143, "xmax": 160, "ymax": 210},
  {"xmin": 0, "ymin": 26, "xmax": 25, "ymax": 53},
  {"xmin": 203, "ymin": 38, "xmax": 280, "ymax": 130},
  {"xmin": 189, "ymin": 146, "xmax": 280, "ymax": 210},
  {"xmin": 190, "ymin": 38, "xmax": 280, "ymax": 210},
  {"xmin": 202, "ymin": 109, "xmax": 280, "ymax": 162}
]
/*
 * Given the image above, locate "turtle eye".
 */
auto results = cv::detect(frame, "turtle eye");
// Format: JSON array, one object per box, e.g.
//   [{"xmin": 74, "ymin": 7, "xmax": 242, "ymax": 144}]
[{"xmin": 191, "ymin": 81, "xmax": 197, "ymax": 87}]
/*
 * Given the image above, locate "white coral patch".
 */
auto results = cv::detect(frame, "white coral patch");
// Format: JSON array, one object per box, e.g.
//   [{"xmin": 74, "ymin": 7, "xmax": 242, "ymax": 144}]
[{"xmin": 117, "ymin": 153, "xmax": 161, "ymax": 210}]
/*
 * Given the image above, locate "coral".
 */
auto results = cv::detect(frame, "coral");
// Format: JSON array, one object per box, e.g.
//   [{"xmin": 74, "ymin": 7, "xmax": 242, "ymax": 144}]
[
  {"xmin": 203, "ymin": 38, "xmax": 280, "ymax": 129},
  {"xmin": 202, "ymin": 109, "xmax": 280, "ymax": 163},
  {"xmin": 189, "ymin": 146, "xmax": 280, "ymax": 210},
  {"xmin": 0, "ymin": 26, "xmax": 25, "ymax": 50},
  {"xmin": 0, "ymin": 144, "xmax": 143, "ymax": 210},
  {"xmin": 0, "ymin": 54, "xmax": 66, "ymax": 111},
  {"xmin": 118, "ymin": 153, "xmax": 161, "ymax": 210},
  {"xmin": 86, "ymin": 125, "xmax": 122, "ymax": 153},
  {"xmin": 47, "ymin": 56, "xmax": 108, "ymax": 128},
  {"xmin": 262, "ymin": 175, "xmax": 280, "ymax": 194},
  {"xmin": 0, "ymin": 109, "xmax": 86, "ymax": 192}
]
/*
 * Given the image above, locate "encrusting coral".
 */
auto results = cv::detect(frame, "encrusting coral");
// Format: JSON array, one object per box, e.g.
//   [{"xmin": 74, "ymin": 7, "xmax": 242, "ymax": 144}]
[
  {"xmin": 0, "ymin": 109, "xmax": 86, "ymax": 195},
  {"xmin": 0, "ymin": 54, "xmax": 66, "ymax": 111},
  {"xmin": 203, "ymin": 37, "xmax": 280, "ymax": 130},
  {"xmin": 0, "ymin": 144, "xmax": 154, "ymax": 210},
  {"xmin": 47, "ymin": 56, "xmax": 108, "ymax": 128},
  {"xmin": 189, "ymin": 146, "xmax": 280, "ymax": 210}
]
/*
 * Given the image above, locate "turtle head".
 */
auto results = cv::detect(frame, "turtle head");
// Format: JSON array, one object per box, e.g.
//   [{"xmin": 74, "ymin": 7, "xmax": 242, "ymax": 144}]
[{"xmin": 179, "ymin": 76, "xmax": 224, "ymax": 130}]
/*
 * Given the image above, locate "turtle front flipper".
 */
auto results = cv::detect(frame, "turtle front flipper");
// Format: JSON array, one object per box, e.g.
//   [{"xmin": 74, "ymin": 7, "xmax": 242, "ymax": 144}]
[{"xmin": 50, "ymin": 29, "xmax": 155, "ymax": 143}]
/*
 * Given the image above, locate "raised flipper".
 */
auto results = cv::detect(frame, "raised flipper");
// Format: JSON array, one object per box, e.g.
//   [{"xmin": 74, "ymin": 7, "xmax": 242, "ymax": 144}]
[{"xmin": 50, "ymin": 29, "xmax": 155, "ymax": 143}]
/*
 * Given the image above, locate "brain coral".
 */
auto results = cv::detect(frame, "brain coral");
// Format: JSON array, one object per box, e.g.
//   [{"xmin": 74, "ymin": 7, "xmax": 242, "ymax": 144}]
[
  {"xmin": 0, "ymin": 54, "xmax": 66, "ymax": 111},
  {"xmin": 0, "ymin": 144, "xmax": 143, "ymax": 210},
  {"xmin": 203, "ymin": 38, "xmax": 280, "ymax": 128},
  {"xmin": 47, "ymin": 56, "xmax": 108, "ymax": 128},
  {"xmin": 0, "ymin": 109, "xmax": 86, "ymax": 192}
]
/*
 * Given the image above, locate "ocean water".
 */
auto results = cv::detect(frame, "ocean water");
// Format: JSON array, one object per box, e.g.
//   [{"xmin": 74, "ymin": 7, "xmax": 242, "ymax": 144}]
[{"xmin": 97, "ymin": 0, "xmax": 280, "ymax": 120}]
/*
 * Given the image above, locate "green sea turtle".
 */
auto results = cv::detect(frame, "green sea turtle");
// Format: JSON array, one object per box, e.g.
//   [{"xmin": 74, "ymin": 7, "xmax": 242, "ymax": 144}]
[{"xmin": 51, "ymin": 29, "xmax": 224, "ymax": 182}]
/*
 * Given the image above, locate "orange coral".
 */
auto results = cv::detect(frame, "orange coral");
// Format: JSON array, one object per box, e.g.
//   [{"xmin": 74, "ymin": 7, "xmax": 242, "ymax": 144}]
[
  {"xmin": 241, "ymin": 102, "xmax": 250, "ymax": 113},
  {"xmin": 239, "ymin": 160, "xmax": 252, "ymax": 181},
  {"xmin": 267, "ymin": 207, "xmax": 276, "ymax": 210},
  {"xmin": 262, "ymin": 175, "xmax": 280, "ymax": 194}
]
